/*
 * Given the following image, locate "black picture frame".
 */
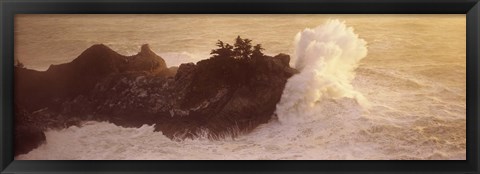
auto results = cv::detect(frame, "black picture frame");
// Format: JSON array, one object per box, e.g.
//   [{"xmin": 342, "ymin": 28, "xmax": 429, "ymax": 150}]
[{"xmin": 1, "ymin": 0, "xmax": 479, "ymax": 173}]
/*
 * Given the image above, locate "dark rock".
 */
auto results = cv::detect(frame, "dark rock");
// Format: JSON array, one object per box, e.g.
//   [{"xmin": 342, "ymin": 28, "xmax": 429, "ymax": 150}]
[
  {"xmin": 14, "ymin": 44, "xmax": 298, "ymax": 155},
  {"xmin": 14, "ymin": 106, "xmax": 46, "ymax": 156},
  {"xmin": 274, "ymin": 53, "xmax": 291, "ymax": 67},
  {"xmin": 126, "ymin": 44, "xmax": 167, "ymax": 72},
  {"xmin": 14, "ymin": 125, "xmax": 46, "ymax": 156},
  {"xmin": 15, "ymin": 44, "xmax": 167, "ymax": 112}
]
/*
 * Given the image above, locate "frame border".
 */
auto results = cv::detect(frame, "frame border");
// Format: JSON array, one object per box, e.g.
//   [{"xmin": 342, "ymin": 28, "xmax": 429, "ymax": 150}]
[{"xmin": 1, "ymin": 0, "xmax": 479, "ymax": 173}]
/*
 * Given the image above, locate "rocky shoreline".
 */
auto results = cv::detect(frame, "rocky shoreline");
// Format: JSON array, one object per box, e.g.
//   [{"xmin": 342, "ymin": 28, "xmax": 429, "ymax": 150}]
[{"xmin": 14, "ymin": 43, "xmax": 297, "ymax": 156}]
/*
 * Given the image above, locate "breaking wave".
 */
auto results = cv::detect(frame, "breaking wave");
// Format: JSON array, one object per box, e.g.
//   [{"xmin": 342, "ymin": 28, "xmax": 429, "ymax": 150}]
[
  {"xmin": 16, "ymin": 19, "xmax": 466, "ymax": 160},
  {"xmin": 277, "ymin": 19, "xmax": 369, "ymax": 124}
]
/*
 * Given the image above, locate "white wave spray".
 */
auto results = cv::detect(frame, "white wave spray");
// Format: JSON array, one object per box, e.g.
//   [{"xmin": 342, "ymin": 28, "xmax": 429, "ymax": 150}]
[
  {"xmin": 276, "ymin": 19, "xmax": 369, "ymax": 124},
  {"xmin": 16, "ymin": 19, "xmax": 466, "ymax": 160}
]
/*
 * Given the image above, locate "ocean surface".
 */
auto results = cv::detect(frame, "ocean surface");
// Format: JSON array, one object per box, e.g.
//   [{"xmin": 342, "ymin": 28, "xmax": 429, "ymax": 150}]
[{"xmin": 15, "ymin": 14, "xmax": 466, "ymax": 160}]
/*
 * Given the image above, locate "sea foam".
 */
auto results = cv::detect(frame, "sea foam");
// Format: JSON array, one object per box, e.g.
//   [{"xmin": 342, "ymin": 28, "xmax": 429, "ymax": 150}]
[{"xmin": 276, "ymin": 19, "xmax": 369, "ymax": 124}]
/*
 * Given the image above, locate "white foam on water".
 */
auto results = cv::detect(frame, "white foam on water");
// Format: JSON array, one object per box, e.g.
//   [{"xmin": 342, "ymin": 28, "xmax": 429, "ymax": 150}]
[
  {"xmin": 276, "ymin": 19, "xmax": 369, "ymax": 124},
  {"xmin": 16, "ymin": 19, "xmax": 466, "ymax": 160}
]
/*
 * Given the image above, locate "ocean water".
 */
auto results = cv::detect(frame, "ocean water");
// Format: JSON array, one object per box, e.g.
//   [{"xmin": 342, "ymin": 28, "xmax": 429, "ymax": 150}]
[{"xmin": 15, "ymin": 14, "xmax": 466, "ymax": 160}]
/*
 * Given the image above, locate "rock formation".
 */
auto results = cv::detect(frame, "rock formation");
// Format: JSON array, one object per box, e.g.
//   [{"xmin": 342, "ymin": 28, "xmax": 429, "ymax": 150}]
[{"xmin": 14, "ymin": 43, "xmax": 297, "ymax": 156}]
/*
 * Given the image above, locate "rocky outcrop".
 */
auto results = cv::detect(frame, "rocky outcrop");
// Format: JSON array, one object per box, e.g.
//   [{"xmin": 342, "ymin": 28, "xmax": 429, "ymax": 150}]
[
  {"xmin": 14, "ymin": 105, "xmax": 46, "ymax": 156},
  {"xmin": 14, "ymin": 44, "xmax": 297, "ymax": 156},
  {"xmin": 15, "ymin": 44, "xmax": 169, "ymax": 112}
]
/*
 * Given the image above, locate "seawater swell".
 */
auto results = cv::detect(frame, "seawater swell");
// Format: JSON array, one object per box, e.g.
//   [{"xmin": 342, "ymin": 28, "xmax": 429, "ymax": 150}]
[{"xmin": 17, "ymin": 19, "xmax": 466, "ymax": 160}]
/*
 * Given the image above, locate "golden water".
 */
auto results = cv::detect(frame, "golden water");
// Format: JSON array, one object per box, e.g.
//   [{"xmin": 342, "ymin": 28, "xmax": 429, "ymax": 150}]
[{"xmin": 15, "ymin": 14, "xmax": 466, "ymax": 160}]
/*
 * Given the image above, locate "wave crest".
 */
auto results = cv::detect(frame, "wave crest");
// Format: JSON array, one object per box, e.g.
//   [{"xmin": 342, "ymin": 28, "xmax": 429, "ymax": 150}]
[{"xmin": 276, "ymin": 19, "xmax": 369, "ymax": 124}]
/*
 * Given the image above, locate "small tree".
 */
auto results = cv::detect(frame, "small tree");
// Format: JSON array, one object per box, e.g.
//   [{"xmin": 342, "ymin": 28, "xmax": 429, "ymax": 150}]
[
  {"xmin": 210, "ymin": 36, "xmax": 265, "ymax": 61},
  {"xmin": 233, "ymin": 36, "xmax": 252, "ymax": 60},
  {"xmin": 210, "ymin": 40, "xmax": 234, "ymax": 59},
  {"xmin": 251, "ymin": 44, "xmax": 265, "ymax": 59}
]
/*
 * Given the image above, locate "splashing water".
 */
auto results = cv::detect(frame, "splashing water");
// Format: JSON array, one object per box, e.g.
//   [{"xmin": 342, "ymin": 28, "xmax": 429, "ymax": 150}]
[
  {"xmin": 277, "ymin": 19, "xmax": 370, "ymax": 124},
  {"xmin": 17, "ymin": 20, "xmax": 377, "ymax": 160},
  {"xmin": 16, "ymin": 17, "xmax": 466, "ymax": 160}
]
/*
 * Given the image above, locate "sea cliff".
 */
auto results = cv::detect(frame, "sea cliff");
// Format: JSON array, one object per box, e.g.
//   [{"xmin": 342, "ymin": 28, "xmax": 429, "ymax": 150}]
[{"xmin": 14, "ymin": 43, "xmax": 297, "ymax": 155}]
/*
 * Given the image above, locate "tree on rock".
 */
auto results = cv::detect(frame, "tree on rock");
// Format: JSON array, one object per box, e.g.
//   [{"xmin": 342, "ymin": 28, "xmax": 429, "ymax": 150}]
[
  {"xmin": 251, "ymin": 44, "xmax": 265, "ymax": 59},
  {"xmin": 210, "ymin": 40, "xmax": 234, "ymax": 59},
  {"xmin": 210, "ymin": 36, "xmax": 265, "ymax": 61},
  {"xmin": 233, "ymin": 36, "xmax": 253, "ymax": 60}
]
